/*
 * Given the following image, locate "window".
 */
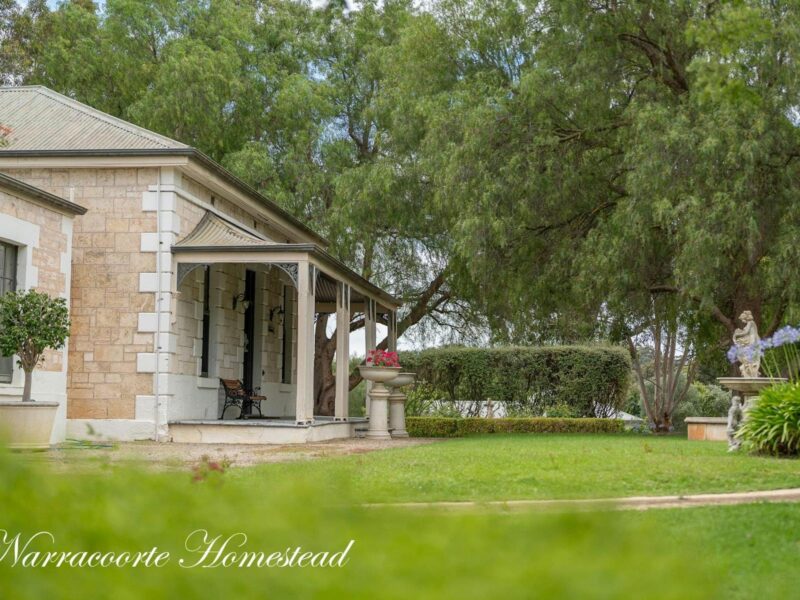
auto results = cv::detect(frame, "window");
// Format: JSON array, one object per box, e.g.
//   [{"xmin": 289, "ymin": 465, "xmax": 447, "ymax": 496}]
[
  {"xmin": 0, "ymin": 241, "xmax": 17, "ymax": 383},
  {"xmin": 200, "ymin": 266, "xmax": 211, "ymax": 377},
  {"xmin": 281, "ymin": 284, "xmax": 293, "ymax": 384}
]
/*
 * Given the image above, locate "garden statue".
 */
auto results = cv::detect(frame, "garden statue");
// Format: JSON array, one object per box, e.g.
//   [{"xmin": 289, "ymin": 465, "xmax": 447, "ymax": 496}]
[
  {"xmin": 726, "ymin": 394, "xmax": 743, "ymax": 452},
  {"xmin": 732, "ymin": 310, "xmax": 760, "ymax": 377}
]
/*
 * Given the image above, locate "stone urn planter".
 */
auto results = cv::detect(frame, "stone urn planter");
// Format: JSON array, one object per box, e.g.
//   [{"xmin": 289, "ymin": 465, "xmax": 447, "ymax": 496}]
[
  {"xmin": 358, "ymin": 365, "xmax": 402, "ymax": 384},
  {"xmin": 359, "ymin": 358, "xmax": 401, "ymax": 440},
  {"xmin": 387, "ymin": 372, "xmax": 415, "ymax": 438},
  {"xmin": 0, "ymin": 400, "xmax": 59, "ymax": 450}
]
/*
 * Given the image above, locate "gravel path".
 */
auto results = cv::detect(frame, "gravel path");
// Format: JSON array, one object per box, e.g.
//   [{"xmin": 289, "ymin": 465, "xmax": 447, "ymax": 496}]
[
  {"xmin": 39, "ymin": 437, "xmax": 437, "ymax": 470},
  {"xmin": 365, "ymin": 488, "xmax": 800, "ymax": 512}
]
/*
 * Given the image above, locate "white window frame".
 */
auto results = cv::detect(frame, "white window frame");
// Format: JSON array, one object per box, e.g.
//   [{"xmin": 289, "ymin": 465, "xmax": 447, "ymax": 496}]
[{"xmin": 0, "ymin": 214, "xmax": 39, "ymax": 392}]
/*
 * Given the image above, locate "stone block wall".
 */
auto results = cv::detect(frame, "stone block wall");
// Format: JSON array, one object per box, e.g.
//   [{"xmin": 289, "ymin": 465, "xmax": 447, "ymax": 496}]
[
  {"xmin": 0, "ymin": 186, "xmax": 72, "ymax": 373},
  {"xmin": 1, "ymin": 167, "xmax": 157, "ymax": 420},
  {"xmin": 180, "ymin": 174, "xmax": 292, "ymax": 243},
  {"xmin": 0, "ymin": 179, "xmax": 77, "ymax": 443},
  {"xmin": 172, "ymin": 258, "xmax": 298, "ymax": 406},
  {"xmin": 1, "ymin": 163, "xmax": 308, "ymax": 433}
]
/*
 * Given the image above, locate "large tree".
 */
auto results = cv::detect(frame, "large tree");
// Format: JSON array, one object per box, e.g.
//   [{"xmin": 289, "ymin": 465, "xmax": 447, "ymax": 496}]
[
  {"xmin": 1, "ymin": 0, "xmax": 464, "ymax": 414},
  {"xmin": 416, "ymin": 0, "xmax": 800, "ymax": 428},
  {"xmin": 7, "ymin": 0, "xmax": 800, "ymax": 424},
  {"xmin": 225, "ymin": 1, "xmax": 462, "ymax": 413}
]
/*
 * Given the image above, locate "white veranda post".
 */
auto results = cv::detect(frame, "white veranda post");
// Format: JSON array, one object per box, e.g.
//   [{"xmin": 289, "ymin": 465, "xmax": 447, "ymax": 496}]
[
  {"xmin": 364, "ymin": 298, "xmax": 377, "ymax": 416},
  {"xmin": 388, "ymin": 310, "xmax": 397, "ymax": 353},
  {"xmin": 335, "ymin": 282, "xmax": 351, "ymax": 420},
  {"xmin": 295, "ymin": 261, "xmax": 316, "ymax": 424}
]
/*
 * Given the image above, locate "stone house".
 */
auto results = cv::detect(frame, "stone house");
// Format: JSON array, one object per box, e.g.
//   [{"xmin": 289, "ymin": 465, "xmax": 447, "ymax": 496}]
[
  {"xmin": 0, "ymin": 86, "xmax": 400, "ymax": 444},
  {"xmin": 0, "ymin": 171, "xmax": 86, "ymax": 444}
]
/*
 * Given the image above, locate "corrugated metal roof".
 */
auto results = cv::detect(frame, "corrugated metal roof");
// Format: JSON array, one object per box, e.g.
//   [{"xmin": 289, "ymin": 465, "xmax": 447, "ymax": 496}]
[
  {"xmin": 174, "ymin": 212, "xmax": 271, "ymax": 248},
  {"xmin": 0, "ymin": 86, "xmax": 188, "ymax": 151},
  {"xmin": 0, "ymin": 85, "xmax": 330, "ymax": 248}
]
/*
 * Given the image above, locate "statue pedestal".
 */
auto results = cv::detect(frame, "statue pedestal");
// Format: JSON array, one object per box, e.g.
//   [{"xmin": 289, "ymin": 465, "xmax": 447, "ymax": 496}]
[
  {"xmin": 717, "ymin": 377, "xmax": 786, "ymax": 410},
  {"xmin": 717, "ymin": 377, "xmax": 786, "ymax": 451}
]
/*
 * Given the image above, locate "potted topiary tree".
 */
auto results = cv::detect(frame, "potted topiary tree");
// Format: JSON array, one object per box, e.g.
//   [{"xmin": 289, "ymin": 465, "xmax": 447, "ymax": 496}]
[{"xmin": 0, "ymin": 289, "xmax": 70, "ymax": 449}]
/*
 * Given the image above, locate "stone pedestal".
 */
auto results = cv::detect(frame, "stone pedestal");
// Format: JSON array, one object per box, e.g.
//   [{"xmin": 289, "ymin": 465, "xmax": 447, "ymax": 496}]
[
  {"xmin": 717, "ymin": 377, "xmax": 786, "ymax": 411},
  {"xmin": 716, "ymin": 376, "xmax": 787, "ymax": 450},
  {"xmin": 386, "ymin": 372, "xmax": 414, "ymax": 439},
  {"xmin": 366, "ymin": 383, "xmax": 391, "ymax": 439},
  {"xmin": 358, "ymin": 365, "xmax": 400, "ymax": 440},
  {"xmin": 389, "ymin": 391, "xmax": 409, "ymax": 438}
]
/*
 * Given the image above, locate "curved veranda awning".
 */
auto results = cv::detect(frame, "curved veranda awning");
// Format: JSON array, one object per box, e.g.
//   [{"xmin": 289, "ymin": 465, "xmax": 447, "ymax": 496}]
[{"xmin": 172, "ymin": 212, "xmax": 400, "ymax": 313}]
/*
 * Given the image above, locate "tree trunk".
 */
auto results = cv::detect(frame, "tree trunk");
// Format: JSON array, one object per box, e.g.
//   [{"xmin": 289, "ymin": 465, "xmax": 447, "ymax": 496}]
[
  {"xmin": 627, "ymin": 310, "xmax": 695, "ymax": 433},
  {"xmin": 313, "ymin": 314, "xmax": 336, "ymax": 416},
  {"xmin": 312, "ymin": 268, "xmax": 451, "ymax": 415},
  {"xmin": 22, "ymin": 368, "xmax": 33, "ymax": 402}
]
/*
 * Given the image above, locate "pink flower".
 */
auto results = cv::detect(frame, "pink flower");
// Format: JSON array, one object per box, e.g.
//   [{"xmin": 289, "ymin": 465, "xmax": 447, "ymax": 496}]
[{"xmin": 366, "ymin": 349, "xmax": 400, "ymax": 368}]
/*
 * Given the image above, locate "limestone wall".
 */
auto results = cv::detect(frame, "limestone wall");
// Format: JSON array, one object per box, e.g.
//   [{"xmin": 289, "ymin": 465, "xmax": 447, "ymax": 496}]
[
  {"xmin": 179, "ymin": 174, "xmax": 293, "ymax": 243},
  {"xmin": 1, "ymin": 167, "xmax": 157, "ymax": 421},
  {"xmin": 0, "ymin": 180, "xmax": 75, "ymax": 442},
  {"xmin": 0, "ymin": 163, "xmax": 306, "ymax": 435}
]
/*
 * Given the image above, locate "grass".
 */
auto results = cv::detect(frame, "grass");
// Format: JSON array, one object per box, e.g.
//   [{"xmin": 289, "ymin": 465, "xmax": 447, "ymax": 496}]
[
  {"xmin": 656, "ymin": 503, "xmax": 800, "ymax": 598},
  {"xmin": 5, "ymin": 435, "xmax": 800, "ymax": 598},
  {"xmin": 235, "ymin": 434, "xmax": 800, "ymax": 503}
]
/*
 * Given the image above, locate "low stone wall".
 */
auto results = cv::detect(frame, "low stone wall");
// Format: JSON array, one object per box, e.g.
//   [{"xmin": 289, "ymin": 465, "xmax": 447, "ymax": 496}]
[{"xmin": 685, "ymin": 417, "xmax": 728, "ymax": 442}]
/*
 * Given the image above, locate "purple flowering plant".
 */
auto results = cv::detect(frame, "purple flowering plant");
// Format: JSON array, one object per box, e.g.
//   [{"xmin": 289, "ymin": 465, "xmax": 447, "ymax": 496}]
[{"xmin": 727, "ymin": 324, "xmax": 800, "ymax": 381}]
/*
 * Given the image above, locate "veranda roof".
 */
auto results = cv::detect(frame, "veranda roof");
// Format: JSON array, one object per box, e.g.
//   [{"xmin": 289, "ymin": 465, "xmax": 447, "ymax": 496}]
[{"xmin": 173, "ymin": 211, "xmax": 400, "ymax": 310}]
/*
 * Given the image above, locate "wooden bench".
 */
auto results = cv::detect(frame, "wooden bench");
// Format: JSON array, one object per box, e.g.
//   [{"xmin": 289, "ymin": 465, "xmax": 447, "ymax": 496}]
[{"xmin": 219, "ymin": 378, "xmax": 266, "ymax": 419}]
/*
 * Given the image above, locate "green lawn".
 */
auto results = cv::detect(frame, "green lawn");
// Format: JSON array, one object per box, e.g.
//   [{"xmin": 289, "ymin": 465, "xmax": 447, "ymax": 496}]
[
  {"xmin": 4, "ymin": 436, "xmax": 800, "ymax": 599},
  {"xmin": 657, "ymin": 503, "xmax": 800, "ymax": 599},
  {"xmin": 237, "ymin": 434, "xmax": 800, "ymax": 503}
]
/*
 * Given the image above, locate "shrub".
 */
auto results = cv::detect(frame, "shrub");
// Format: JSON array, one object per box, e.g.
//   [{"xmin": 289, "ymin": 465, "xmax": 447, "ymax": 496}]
[
  {"xmin": 405, "ymin": 382, "xmax": 463, "ymax": 417},
  {"xmin": 399, "ymin": 346, "xmax": 630, "ymax": 417},
  {"xmin": 738, "ymin": 383, "xmax": 800, "ymax": 456},
  {"xmin": 673, "ymin": 383, "xmax": 731, "ymax": 429},
  {"xmin": 406, "ymin": 417, "xmax": 626, "ymax": 438}
]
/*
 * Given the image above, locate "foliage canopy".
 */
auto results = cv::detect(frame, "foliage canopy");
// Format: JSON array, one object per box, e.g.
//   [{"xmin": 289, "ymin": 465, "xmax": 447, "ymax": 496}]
[{"xmin": 0, "ymin": 289, "xmax": 70, "ymax": 401}]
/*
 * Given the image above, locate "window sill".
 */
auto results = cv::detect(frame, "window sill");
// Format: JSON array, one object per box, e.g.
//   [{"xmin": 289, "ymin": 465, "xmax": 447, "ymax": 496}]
[{"xmin": 0, "ymin": 385, "xmax": 24, "ymax": 396}]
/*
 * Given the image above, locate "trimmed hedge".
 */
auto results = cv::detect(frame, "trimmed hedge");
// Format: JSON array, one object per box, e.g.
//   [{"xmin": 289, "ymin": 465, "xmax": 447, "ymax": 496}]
[
  {"xmin": 399, "ymin": 346, "xmax": 631, "ymax": 417},
  {"xmin": 406, "ymin": 417, "xmax": 626, "ymax": 438}
]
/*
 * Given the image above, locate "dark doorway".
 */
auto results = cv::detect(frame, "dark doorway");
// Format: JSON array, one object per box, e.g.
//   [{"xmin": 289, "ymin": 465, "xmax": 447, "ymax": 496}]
[{"xmin": 242, "ymin": 270, "xmax": 257, "ymax": 400}]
